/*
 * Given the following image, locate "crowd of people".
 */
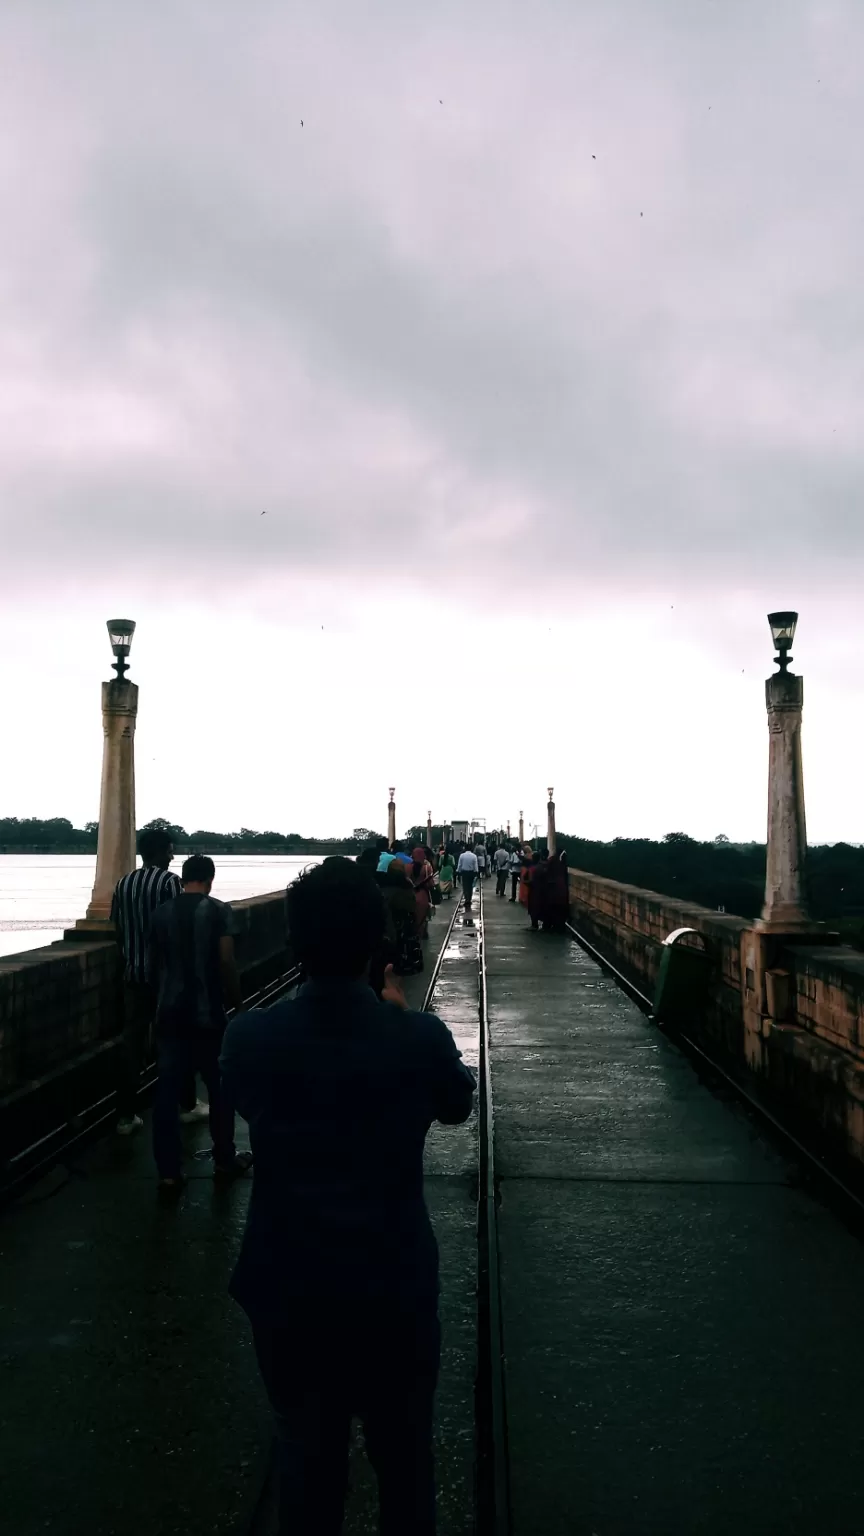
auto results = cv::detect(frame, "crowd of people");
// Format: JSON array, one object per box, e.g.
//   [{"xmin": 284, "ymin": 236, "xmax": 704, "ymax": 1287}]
[{"xmin": 105, "ymin": 823, "xmax": 570, "ymax": 1532}]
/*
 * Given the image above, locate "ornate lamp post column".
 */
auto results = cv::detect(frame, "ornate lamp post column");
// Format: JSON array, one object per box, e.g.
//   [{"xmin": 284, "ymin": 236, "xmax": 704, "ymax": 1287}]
[
  {"xmin": 427, "ymin": 809, "xmax": 433, "ymax": 847},
  {"xmin": 518, "ymin": 810, "xmax": 524, "ymax": 844},
  {"xmin": 759, "ymin": 612, "xmax": 809, "ymax": 931},
  {"xmin": 387, "ymin": 787, "xmax": 396, "ymax": 850},
  {"xmin": 76, "ymin": 621, "xmax": 138, "ymax": 930},
  {"xmin": 547, "ymin": 787, "xmax": 557, "ymax": 857}
]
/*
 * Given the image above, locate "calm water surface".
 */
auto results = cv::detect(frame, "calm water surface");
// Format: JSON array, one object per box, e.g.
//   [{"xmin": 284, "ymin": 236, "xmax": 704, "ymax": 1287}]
[{"xmin": 0, "ymin": 855, "xmax": 323, "ymax": 959}]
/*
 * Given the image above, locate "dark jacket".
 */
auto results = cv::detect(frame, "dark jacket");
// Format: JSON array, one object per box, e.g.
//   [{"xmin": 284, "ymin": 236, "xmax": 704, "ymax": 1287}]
[{"xmin": 220, "ymin": 980, "xmax": 476, "ymax": 1317}]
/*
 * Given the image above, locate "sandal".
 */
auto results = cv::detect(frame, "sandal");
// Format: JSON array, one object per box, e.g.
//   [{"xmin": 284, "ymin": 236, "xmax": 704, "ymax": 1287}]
[{"xmin": 213, "ymin": 1152, "xmax": 253, "ymax": 1180}]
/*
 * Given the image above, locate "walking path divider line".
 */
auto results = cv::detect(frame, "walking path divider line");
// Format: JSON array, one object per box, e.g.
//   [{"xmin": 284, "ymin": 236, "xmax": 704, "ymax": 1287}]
[{"xmin": 476, "ymin": 877, "xmax": 511, "ymax": 1535}]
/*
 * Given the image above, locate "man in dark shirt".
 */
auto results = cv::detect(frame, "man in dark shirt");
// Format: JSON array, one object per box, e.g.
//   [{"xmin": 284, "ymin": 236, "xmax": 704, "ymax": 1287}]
[
  {"xmin": 220, "ymin": 858, "xmax": 476, "ymax": 1535},
  {"xmin": 148, "ymin": 854, "xmax": 251, "ymax": 1189},
  {"xmin": 110, "ymin": 826, "xmax": 204, "ymax": 1134}
]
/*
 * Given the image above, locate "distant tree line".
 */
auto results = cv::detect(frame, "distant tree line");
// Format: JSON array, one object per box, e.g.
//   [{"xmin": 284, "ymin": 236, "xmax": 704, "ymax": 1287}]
[
  {"xmin": 554, "ymin": 831, "xmax": 864, "ymax": 941},
  {"xmin": 0, "ymin": 816, "xmax": 385, "ymax": 857}
]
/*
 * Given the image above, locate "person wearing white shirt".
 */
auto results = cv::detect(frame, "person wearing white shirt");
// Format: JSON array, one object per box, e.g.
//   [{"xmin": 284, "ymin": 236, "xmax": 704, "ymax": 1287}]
[
  {"xmin": 493, "ymin": 845, "xmax": 510, "ymax": 897},
  {"xmin": 456, "ymin": 848, "xmax": 479, "ymax": 908},
  {"xmin": 508, "ymin": 846, "xmax": 522, "ymax": 902}
]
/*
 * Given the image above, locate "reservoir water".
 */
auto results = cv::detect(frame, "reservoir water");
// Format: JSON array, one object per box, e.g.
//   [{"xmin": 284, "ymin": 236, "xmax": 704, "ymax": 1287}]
[{"xmin": 0, "ymin": 854, "xmax": 322, "ymax": 959}]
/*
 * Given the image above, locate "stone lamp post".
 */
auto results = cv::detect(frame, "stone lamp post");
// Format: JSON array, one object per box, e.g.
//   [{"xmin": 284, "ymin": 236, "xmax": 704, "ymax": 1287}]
[
  {"xmin": 388, "ymin": 787, "xmax": 396, "ymax": 850},
  {"xmin": 427, "ymin": 809, "xmax": 433, "ymax": 847},
  {"xmin": 759, "ymin": 611, "xmax": 810, "ymax": 931},
  {"xmin": 547, "ymin": 788, "xmax": 557, "ymax": 857},
  {"xmin": 518, "ymin": 810, "xmax": 524, "ymax": 844},
  {"xmin": 72, "ymin": 620, "xmax": 138, "ymax": 933}
]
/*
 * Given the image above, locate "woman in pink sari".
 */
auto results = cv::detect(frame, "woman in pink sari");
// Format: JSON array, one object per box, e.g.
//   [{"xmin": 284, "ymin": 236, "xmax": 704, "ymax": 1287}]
[{"xmin": 411, "ymin": 846, "xmax": 435, "ymax": 937}]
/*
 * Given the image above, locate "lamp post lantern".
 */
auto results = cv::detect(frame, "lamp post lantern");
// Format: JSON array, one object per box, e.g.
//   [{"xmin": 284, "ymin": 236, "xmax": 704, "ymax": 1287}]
[
  {"xmin": 547, "ymin": 786, "xmax": 557, "ymax": 857},
  {"xmin": 73, "ymin": 620, "xmax": 139, "ymax": 931},
  {"xmin": 387, "ymin": 787, "xmax": 396, "ymax": 850},
  {"xmin": 759, "ymin": 611, "xmax": 809, "ymax": 930}
]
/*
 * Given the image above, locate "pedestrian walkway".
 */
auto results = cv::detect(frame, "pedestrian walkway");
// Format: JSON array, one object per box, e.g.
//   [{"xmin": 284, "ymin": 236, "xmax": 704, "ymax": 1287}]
[{"xmin": 483, "ymin": 894, "xmax": 864, "ymax": 1535}]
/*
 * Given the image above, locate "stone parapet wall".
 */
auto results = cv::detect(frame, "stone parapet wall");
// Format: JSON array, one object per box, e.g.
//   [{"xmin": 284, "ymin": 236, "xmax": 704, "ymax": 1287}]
[
  {"xmin": 568, "ymin": 867, "xmax": 864, "ymax": 1179},
  {"xmin": 567, "ymin": 868, "xmax": 749, "ymax": 1062},
  {"xmin": 0, "ymin": 890, "xmax": 292, "ymax": 1149}
]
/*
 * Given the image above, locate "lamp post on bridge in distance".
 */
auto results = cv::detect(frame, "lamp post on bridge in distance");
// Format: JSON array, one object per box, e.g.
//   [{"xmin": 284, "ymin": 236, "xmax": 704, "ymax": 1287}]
[
  {"xmin": 388, "ymin": 788, "xmax": 396, "ymax": 850},
  {"xmin": 518, "ymin": 810, "xmax": 524, "ymax": 844},
  {"xmin": 758, "ymin": 612, "xmax": 810, "ymax": 931},
  {"xmin": 547, "ymin": 788, "xmax": 557, "ymax": 857},
  {"xmin": 69, "ymin": 620, "xmax": 138, "ymax": 935},
  {"xmin": 427, "ymin": 809, "xmax": 433, "ymax": 848}
]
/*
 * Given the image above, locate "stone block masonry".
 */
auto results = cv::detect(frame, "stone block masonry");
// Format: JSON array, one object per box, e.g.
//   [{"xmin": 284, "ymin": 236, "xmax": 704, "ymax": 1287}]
[{"xmin": 0, "ymin": 890, "xmax": 293, "ymax": 1167}]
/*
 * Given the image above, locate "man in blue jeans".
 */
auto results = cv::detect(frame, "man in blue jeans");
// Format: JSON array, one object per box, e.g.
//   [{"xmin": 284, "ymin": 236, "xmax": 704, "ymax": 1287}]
[
  {"xmin": 220, "ymin": 858, "xmax": 476, "ymax": 1535},
  {"xmin": 148, "ymin": 854, "xmax": 252, "ymax": 1190}
]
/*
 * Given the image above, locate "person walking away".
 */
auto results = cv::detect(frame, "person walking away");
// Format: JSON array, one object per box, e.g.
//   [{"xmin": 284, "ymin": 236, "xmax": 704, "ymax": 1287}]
[
  {"xmin": 220, "ymin": 860, "xmax": 475, "ymax": 1535},
  {"xmin": 411, "ymin": 847, "xmax": 435, "ymax": 938},
  {"xmin": 110, "ymin": 826, "xmax": 206, "ymax": 1135},
  {"xmin": 438, "ymin": 851, "xmax": 456, "ymax": 900},
  {"xmin": 493, "ymin": 845, "xmax": 509, "ymax": 898},
  {"xmin": 527, "ymin": 851, "xmax": 548, "ymax": 931},
  {"xmin": 518, "ymin": 846, "xmax": 534, "ymax": 909},
  {"xmin": 147, "ymin": 854, "xmax": 253, "ymax": 1190},
  {"xmin": 473, "ymin": 841, "xmax": 488, "ymax": 879},
  {"xmin": 541, "ymin": 850, "xmax": 571, "ymax": 933},
  {"xmin": 381, "ymin": 859, "xmax": 423, "ymax": 976},
  {"xmin": 508, "ymin": 844, "xmax": 522, "ymax": 902},
  {"xmin": 457, "ymin": 846, "xmax": 479, "ymax": 909}
]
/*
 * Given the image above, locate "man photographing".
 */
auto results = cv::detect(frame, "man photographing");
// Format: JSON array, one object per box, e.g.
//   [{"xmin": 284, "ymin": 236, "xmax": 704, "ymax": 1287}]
[{"xmin": 220, "ymin": 857, "xmax": 476, "ymax": 1535}]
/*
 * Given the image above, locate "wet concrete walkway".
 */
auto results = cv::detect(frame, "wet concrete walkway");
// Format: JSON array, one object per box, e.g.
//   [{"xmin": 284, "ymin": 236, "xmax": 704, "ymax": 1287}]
[
  {"xmin": 0, "ymin": 900, "xmax": 476, "ymax": 1536},
  {"xmin": 484, "ymin": 891, "xmax": 864, "ymax": 1535}
]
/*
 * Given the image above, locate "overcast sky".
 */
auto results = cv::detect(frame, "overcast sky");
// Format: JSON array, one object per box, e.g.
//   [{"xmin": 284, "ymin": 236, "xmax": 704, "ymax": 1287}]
[{"xmin": 1, "ymin": 0, "xmax": 863, "ymax": 844}]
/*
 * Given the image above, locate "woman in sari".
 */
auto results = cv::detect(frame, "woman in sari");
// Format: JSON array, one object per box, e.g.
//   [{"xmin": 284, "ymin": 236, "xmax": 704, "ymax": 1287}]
[
  {"xmin": 518, "ymin": 847, "xmax": 534, "ymax": 908},
  {"xmin": 411, "ymin": 846, "xmax": 435, "ymax": 937},
  {"xmin": 541, "ymin": 850, "xmax": 570, "ymax": 933},
  {"xmin": 438, "ymin": 851, "xmax": 456, "ymax": 900},
  {"xmin": 527, "ymin": 852, "xmax": 548, "ymax": 931}
]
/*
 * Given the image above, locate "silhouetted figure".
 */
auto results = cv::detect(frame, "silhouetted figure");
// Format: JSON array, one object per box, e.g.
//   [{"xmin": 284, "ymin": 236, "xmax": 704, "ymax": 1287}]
[
  {"xmin": 148, "ymin": 854, "xmax": 251, "ymax": 1189},
  {"xmin": 221, "ymin": 859, "xmax": 475, "ymax": 1535},
  {"xmin": 111, "ymin": 827, "xmax": 203, "ymax": 1134}
]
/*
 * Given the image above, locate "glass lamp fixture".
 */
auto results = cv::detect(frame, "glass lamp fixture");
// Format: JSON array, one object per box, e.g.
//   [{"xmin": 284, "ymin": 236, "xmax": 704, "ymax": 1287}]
[
  {"xmin": 106, "ymin": 619, "xmax": 136, "ymax": 679},
  {"xmin": 767, "ymin": 611, "xmax": 798, "ymax": 673}
]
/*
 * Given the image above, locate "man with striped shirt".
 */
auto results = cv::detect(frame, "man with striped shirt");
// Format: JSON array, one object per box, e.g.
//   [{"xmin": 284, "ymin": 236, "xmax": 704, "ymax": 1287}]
[{"xmin": 111, "ymin": 828, "xmax": 206, "ymax": 1134}]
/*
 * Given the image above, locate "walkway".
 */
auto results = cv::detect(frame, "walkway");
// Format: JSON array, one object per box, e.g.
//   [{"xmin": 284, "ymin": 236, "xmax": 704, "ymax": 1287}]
[{"xmin": 483, "ymin": 891, "xmax": 864, "ymax": 1535}]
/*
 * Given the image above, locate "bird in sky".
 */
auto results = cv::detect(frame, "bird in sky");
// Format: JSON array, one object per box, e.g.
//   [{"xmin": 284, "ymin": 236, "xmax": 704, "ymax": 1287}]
[
  {"xmin": 592, "ymin": 154, "xmax": 596, "ymax": 159},
  {"xmin": 261, "ymin": 510, "xmax": 267, "ymax": 515},
  {"xmin": 301, "ymin": 119, "xmax": 304, "ymax": 127}
]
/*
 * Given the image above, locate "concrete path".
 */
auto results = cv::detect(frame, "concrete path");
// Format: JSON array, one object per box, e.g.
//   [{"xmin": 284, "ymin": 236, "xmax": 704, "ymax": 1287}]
[
  {"xmin": 484, "ymin": 890, "xmax": 864, "ymax": 1536},
  {"xmin": 0, "ymin": 899, "xmax": 475, "ymax": 1536}
]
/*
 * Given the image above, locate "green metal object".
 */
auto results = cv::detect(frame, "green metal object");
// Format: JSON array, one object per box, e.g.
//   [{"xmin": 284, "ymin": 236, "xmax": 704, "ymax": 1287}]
[{"xmin": 652, "ymin": 927, "xmax": 711, "ymax": 1027}]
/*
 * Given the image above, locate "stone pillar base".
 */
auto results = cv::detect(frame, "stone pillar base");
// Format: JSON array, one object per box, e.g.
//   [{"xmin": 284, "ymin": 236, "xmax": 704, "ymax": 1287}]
[{"xmin": 63, "ymin": 917, "xmax": 116, "ymax": 942}]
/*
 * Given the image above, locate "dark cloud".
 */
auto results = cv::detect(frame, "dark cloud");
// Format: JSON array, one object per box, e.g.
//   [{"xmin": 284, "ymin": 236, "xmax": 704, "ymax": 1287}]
[{"xmin": 2, "ymin": 0, "xmax": 863, "ymax": 597}]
